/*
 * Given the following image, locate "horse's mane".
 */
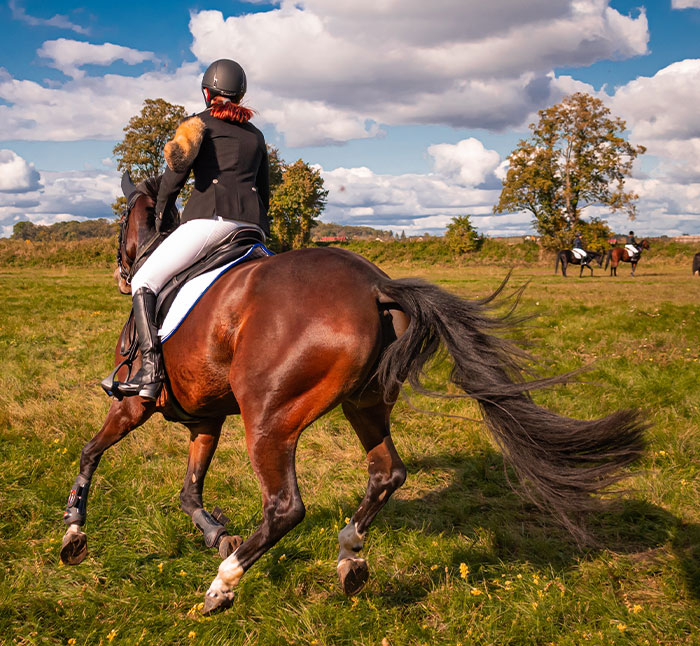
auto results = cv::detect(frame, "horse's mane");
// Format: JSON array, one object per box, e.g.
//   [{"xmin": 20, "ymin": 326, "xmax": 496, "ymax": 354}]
[
  {"xmin": 134, "ymin": 176, "xmax": 162, "ymax": 202},
  {"xmin": 132, "ymin": 175, "xmax": 179, "ymax": 227}
]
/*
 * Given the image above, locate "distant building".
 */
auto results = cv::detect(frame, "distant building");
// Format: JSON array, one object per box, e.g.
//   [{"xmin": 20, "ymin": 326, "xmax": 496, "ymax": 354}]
[{"xmin": 320, "ymin": 236, "xmax": 349, "ymax": 242}]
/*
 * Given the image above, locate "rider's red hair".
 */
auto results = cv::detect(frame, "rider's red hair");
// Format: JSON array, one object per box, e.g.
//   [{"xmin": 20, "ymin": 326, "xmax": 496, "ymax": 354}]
[{"xmin": 210, "ymin": 96, "xmax": 254, "ymax": 123}]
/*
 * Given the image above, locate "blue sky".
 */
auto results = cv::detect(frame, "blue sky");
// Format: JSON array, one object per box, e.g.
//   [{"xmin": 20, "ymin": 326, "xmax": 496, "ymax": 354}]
[{"xmin": 1, "ymin": 0, "xmax": 700, "ymax": 237}]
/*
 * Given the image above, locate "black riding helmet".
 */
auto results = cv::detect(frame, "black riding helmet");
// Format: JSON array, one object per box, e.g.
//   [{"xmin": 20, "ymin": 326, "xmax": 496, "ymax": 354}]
[{"xmin": 201, "ymin": 59, "xmax": 247, "ymax": 107}]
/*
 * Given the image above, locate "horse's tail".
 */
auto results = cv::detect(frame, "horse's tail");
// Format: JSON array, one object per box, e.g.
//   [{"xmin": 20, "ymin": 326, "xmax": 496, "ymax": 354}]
[
  {"xmin": 604, "ymin": 249, "xmax": 611, "ymax": 270},
  {"xmin": 376, "ymin": 277, "xmax": 646, "ymax": 541},
  {"xmin": 554, "ymin": 252, "xmax": 561, "ymax": 274}
]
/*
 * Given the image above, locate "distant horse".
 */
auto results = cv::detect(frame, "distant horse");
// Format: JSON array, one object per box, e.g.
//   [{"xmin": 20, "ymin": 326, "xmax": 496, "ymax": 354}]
[
  {"xmin": 693, "ymin": 252, "xmax": 700, "ymax": 276},
  {"xmin": 605, "ymin": 239, "xmax": 650, "ymax": 276},
  {"xmin": 555, "ymin": 249, "xmax": 604, "ymax": 277},
  {"xmin": 60, "ymin": 177, "xmax": 645, "ymax": 614}
]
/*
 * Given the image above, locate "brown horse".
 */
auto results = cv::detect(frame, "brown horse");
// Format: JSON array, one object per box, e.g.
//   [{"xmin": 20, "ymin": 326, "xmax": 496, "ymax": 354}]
[
  {"xmin": 605, "ymin": 239, "xmax": 650, "ymax": 276},
  {"xmin": 60, "ymin": 178, "xmax": 646, "ymax": 614}
]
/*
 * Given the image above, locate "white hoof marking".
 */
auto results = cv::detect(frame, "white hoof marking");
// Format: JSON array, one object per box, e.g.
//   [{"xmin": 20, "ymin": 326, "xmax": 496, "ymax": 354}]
[{"xmin": 337, "ymin": 521, "xmax": 365, "ymax": 563}]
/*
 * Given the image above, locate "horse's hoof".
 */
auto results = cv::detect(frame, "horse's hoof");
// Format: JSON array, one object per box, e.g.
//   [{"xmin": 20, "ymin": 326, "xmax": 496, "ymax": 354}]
[
  {"xmin": 218, "ymin": 535, "xmax": 243, "ymax": 559},
  {"xmin": 337, "ymin": 557, "xmax": 369, "ymax": 596},
  {"xmin": 202, "ymin": 591, "xmax": 234, "ymax": 615},
  {"xmin": 60, "ymin": 530, "xmax": 88, "ymax": 565}
]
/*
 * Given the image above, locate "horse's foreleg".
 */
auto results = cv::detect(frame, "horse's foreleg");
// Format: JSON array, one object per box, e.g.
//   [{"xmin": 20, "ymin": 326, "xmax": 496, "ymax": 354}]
[
  {"xmin": 180, "ymin": 419, "xmax": 243, "ymax": 558},
  {"xmin": 60, "ymin": 397, "xmax": 155, "ymax": 564},
  {"xmin": 337, "ymin": 399, "xmax": 406, "ymax": 595}
]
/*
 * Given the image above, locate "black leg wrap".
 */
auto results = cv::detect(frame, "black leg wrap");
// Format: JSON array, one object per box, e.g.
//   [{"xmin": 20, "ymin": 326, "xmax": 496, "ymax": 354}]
[
  {"xmin": 192, "ymin": 508, "xmax": 228, "ymax": 549},
  {"xmin": 63, "ymin": 475, "xmax": 90, "ymax": 526}
]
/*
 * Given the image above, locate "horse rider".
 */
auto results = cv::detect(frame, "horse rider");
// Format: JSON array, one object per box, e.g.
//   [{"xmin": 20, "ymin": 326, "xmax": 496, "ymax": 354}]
[
  {"xmin": 571, "ymin": 232, "xmax": 587, "ymax": 262},
  {"xmin": 115, "ymin": 58, "xmax": 271, "ymax": 401},
  {"xmin": 625, "ymin": 230, "xmax": 640, "ymax": 259}
]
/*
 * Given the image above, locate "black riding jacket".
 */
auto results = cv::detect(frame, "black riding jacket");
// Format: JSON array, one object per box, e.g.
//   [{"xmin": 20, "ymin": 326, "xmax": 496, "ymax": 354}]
[{"xmin": 155, "ymin": 108, "xmax": 270, "ymax": 234}]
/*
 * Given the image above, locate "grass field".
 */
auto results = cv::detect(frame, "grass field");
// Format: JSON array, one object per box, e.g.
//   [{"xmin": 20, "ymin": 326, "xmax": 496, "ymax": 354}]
[{"xmin": 1, "ymin": 255, "xmax": 699, "ymax": 645}]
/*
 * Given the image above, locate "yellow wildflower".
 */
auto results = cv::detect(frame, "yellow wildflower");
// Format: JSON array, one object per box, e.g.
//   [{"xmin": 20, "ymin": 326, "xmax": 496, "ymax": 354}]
[
  {"xmin": 459, "ymin": 563, "xmax": 469, "ymax": 579},
  {"xmin": 632, "ymin": 604, "xmax": 643, "ymax": 614},
  {"xmin": 470, "ymin": 588, "xmax": 482, "ymax": 596},
  {"xmin": 188, "ymin": 631, "xmax": 196, "ymax": 639},
  {"xmin": 68, "ymin": 640, "xmax": 76, "ymax": 646},
  {"xmin": 179, "ymin": 570, "xmax": 187, "ymax": 576},
  {"xmin": 532, "ymin": 602, "xmax": 538, "ymax": 610},
  {"xmin": 616, "ymin": 623, "xmax": 627, "ymax": 632},
  {"xmin": 430, "ymin": 564, "xmax": 438, "ymax": 571},
  {"xmin": 344, "ymin": 517, "xmax": 351, "ymax": 524},
  {"xmin": 157, "ymin": 562, "xmax": 163, "ymax": 572},
  {"xmin": 106, "ymin": 629, "xmax": 117, "ymax": 642}
]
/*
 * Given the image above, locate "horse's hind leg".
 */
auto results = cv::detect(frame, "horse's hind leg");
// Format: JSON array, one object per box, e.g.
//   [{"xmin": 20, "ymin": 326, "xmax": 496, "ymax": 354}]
[
  {"xmin": 60, "ymin": 397, "xmax": 155, "ymax": 564},
  {"xmin": 336, "ymin": 398, "xmax": 406, "ymax": 595},
  {"xmin": 203, "ymin": 410, "xmax": 307, "ymax": 613},
  {"xmin": 180, "ymin": 419, "xmax": 243, "ymax": 558}
]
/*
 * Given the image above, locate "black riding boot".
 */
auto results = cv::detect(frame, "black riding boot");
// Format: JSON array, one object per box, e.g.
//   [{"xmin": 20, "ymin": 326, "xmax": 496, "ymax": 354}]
[{"xmin": 119, "ymin": 287, "xmax": 164, "ymax": 401}]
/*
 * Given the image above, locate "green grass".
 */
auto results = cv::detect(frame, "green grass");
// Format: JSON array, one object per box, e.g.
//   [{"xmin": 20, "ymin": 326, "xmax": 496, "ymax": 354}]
[{"xmin": 1, "ymin": 257, "xmax": 699, "ymax": 645}]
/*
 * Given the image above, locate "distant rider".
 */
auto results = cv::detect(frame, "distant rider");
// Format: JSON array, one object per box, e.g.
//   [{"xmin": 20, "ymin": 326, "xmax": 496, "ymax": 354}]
[
  {"xmin": 114, "ymin": 59, "xmax": 270, "ymax": 401},
  {"xmin": 625, "ymin": 231, "xmax": 640, "ymax": 259},
  {"xmin": 571, "ymin": 232, "xmax": 587, "ymax": 262}
]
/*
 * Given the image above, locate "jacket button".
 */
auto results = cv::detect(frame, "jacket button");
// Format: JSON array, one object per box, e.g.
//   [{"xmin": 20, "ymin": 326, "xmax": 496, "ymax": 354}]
[{"xmin": 212, "ymin": 179, "xmax": 218, "ymax": 184}]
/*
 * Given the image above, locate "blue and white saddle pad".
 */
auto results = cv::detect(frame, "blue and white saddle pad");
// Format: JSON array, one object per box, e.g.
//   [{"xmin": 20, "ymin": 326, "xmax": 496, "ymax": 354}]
[{"xmin": 159, "ymin": 243, "xmax": 273, "ymax": 342}]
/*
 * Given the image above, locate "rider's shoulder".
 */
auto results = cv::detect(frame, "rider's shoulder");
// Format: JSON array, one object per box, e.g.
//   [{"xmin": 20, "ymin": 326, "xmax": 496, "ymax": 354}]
[{"xmin": 164, "ymin": 113, "xmax": 207, "ymax": 173}]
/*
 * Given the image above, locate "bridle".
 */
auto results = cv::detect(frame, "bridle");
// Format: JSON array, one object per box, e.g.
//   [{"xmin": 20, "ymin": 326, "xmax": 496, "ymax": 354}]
[
  {"xmin": 116, "ymin": 208, "xmax": 134, "ymax": 284},
  {"xmin": 116, "ymin": 195, "xmax": 166, "ymax": 285}
]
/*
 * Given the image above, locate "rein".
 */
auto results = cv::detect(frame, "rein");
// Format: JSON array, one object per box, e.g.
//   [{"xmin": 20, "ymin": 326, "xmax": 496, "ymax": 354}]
[{"xmin": 116, "ymin": 197, "xmax": 165, "ymax": 284}]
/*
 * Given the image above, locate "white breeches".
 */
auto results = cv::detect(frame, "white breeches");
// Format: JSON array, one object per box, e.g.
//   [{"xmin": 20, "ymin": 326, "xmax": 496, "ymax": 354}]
[
  {"xmin": 571, "ymin": 248, "xmax": 586, "ymax": 260},
  {"xmin": 131, "ymin": 217, "xmax": 257, "ymax": 294},
  {"xmin": 625, "ymin": 244, "xmax": 638, "ymax": 257}
]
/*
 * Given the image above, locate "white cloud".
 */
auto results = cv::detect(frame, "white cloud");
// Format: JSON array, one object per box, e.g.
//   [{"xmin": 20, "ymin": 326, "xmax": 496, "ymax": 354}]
[
  {"xmin": 38, "ymin": 39, "xmax": 156, "ymax": 79},
  {"xmin": 428, "ymin": 139, "xmax": 501, "ymax": 187},
  {"xmin": 0, "ymin": 1, "xmax": 648, "ymax": 146},
  {"xmin": 0, "ymin": 150, "xmax": 41, "ymax": 193},
  {"xmin": 0, "ymin": 167, "xmax": 118, "ymax": 237},
  {"xmin": 610, "ymin": 59, "xmax": 700, "ymax": 183},
  {"xmin": 189, "ymin": 1, "xmax": 648, "ymax": 141},
  {"xmin": 671, "ymin": 0, "xmax": 700, "ymax": 9},
  {"xmin": 0, "ymin": 63, "xmax": 203, "ymax": 141},
  {"xmin": 9, "ymin": 0, "xmax": 89, "ymax": 35},
  {"xmin": 320, "ymin": 163, "xmax": 507, "ymax": 236}
]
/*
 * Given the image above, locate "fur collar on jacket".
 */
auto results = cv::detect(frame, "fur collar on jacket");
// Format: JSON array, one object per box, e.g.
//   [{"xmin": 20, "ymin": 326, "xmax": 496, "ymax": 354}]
[{"xmin": 164, "ymin": 116, "xmax": 206, "ymax": 173}]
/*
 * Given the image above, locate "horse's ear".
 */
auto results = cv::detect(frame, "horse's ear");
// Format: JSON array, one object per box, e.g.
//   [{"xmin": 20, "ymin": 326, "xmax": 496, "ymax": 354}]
[{"xmin": 121, "ymin": 171, "xmax": 137, "ymax": 198}]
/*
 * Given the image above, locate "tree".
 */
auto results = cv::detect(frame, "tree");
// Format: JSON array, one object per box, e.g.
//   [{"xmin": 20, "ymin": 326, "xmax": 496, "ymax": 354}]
[
  {"xmin": 111, "ymin": 98, "xmax": 188, "ymax": 215},
  {"xmin": 575, "ymin": 217, "xmax": 612, "ymax": 254},
  {"xmin": 267, "ymin": 145, "xmax": 285, "ymax": 194},
  {"xmin": 268, "ymin": 159, "xmax": 328, "ymax": 251},
  {"xmin": 445, "ymin": 215, "xmax": 481, "ymax": 254},
  {"xmin": 494, "ymin": 92, "xmax": 645, "ymax": 250}
]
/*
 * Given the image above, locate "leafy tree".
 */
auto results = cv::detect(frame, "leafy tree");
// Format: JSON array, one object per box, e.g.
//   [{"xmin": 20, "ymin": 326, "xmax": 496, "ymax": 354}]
[
  {"xmin": 269, "ymin": 159, "xmax": 328, "ymax": 251},
  {"xmin": 494, "ymin": 92, "xmax": 645, "ymax": 250},
  {"xmin": 267, "ymin": 145, "xmax": 285, "ymax": 194},
  {"xmin": 574, "ymin": 217, "xmax": 612, "ymax": 254},
  {"xmin": 111, "ymin": 98, "xmax": 188, "ymax": 215},
  {"xmin": 445, "ymin": 215, "xmax": 482, "ymax": 254}
]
